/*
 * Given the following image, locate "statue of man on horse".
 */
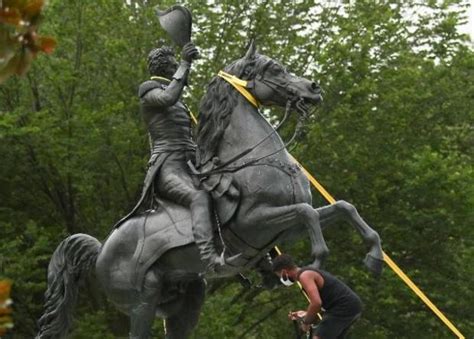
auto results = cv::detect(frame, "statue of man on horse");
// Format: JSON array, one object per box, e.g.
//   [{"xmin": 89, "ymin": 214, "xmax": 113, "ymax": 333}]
[{"xmin": 36, "ymin": 6, "xmax": 384, "ymax": 339}]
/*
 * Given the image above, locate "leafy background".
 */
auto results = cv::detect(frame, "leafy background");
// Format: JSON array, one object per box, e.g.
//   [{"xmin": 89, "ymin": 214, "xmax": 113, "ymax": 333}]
[{"xmin": 0, "ymin": 0, "xmax": 472, "ymax": 338}]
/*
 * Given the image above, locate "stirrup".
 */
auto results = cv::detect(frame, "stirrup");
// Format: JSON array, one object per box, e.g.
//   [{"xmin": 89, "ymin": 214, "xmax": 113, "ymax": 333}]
[
  {"xmin": 220, "ymin": 252, "xmax": 243, "ymax": 267},
  {"xmin": 207, "ymin": 253, "xmax": 243, "ymax": 276}
]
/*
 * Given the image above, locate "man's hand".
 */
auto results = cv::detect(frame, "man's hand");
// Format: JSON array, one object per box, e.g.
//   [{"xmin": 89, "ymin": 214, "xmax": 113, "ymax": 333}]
[
  {"xmin": 288, "ymin": 310, "xmax": 306, "ymax": 321},
  {"xmin": 289, "ymin": 311, "xmax": 312, "ymax": 333},
  {"xmin": 181, "ymin": 42, "xmax": 199, "ymax": 63}
]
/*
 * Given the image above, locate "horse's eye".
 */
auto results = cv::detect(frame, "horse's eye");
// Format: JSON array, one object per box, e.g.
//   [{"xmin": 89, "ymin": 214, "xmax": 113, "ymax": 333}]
[{"xmin": 271, "ymin": 64, "xmax": 281, "ymax": 72}]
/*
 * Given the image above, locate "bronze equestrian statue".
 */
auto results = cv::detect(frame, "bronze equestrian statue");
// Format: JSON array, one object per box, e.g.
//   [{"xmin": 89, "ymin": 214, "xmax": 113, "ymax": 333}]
[{"xmin": 36, "ymin": 40, "xmax": 384, "ymax": 339}]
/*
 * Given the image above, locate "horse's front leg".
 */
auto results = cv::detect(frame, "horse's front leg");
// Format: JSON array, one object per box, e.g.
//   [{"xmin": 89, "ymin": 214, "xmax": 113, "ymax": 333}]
[
  {"xmin": 241, "ymin": 203, "xmax": 329, "ymax": 268},
  {"xmin": 316, "ymin": 200, "xmax": 384, "ymax": 275}
]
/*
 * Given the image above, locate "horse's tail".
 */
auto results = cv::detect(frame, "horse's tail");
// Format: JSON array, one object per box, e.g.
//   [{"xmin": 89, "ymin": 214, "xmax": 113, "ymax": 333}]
[{"xmin": 36, "ymin": 233, "xmax": 101, "ymax": 339}]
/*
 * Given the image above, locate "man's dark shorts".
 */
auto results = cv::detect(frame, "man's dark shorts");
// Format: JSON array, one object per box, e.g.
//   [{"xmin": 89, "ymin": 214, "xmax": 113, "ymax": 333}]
[{"xmin": 313, "ymin": 313, "xmax": 360, "ymax": 339}]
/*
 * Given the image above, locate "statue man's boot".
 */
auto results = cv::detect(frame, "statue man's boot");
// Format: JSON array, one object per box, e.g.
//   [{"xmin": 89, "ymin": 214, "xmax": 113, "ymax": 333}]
[{"xmin": 190, "ymin": 192, "xmax": 241, "ymax": 275}]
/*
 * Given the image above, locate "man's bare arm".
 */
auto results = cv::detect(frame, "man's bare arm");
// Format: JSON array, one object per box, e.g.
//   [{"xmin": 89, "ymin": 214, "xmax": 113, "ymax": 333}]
[{"xmin": 299, "ymin": 271, "xmax": 322, "ymax": 324}]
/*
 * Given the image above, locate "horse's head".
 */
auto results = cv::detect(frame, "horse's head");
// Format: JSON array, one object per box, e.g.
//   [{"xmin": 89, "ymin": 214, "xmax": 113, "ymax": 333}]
[
  {"xmin": 197, "ymin": 42, "xmax": 322, "ymax": 165},
  {"xmin": 223, "ymin": 41, "xmax": 322, "ymax": 115}
]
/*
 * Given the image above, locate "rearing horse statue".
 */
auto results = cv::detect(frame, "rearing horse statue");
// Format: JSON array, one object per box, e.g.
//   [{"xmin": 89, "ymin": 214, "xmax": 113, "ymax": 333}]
[{"xmin": 36, "ymin": 43, "xmax": 384, "ymax": 339}]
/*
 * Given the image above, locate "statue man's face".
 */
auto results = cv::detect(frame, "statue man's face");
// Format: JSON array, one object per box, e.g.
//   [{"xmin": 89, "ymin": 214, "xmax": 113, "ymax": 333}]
[{"xmin": 162, "ymin": 54, "xmax": 178, "ymax": 79}]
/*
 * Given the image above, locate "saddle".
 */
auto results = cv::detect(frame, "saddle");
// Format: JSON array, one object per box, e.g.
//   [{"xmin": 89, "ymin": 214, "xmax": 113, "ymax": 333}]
[
  {"xmin": 199, "ymin": 172, "xmax": 240, "ymax": 225},
  {"xmin": 128, "ymin": 199, "xmax": 194, "ymax": 289},
  {"xmin": 129, "ymin": 168, "xmax": 241, "ymax": 290}
]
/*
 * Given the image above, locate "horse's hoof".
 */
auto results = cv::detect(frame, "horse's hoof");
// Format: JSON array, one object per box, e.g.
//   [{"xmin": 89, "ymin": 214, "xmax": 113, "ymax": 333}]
[{"xmin": 364, "ymin": 253, "xmax": 384, "ymax": 277}]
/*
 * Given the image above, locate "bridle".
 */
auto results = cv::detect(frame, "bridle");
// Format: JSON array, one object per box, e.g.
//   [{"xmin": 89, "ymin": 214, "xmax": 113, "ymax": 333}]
[{"xmin": 252, "ymin": 73, "xmax": 300, "ymax": 104}]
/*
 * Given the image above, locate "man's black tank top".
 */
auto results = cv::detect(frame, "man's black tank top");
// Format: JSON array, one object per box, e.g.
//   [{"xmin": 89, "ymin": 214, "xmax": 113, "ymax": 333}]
[{"xmin": 297, "ymin": 267, "xmax": 362, "ymax": 317}]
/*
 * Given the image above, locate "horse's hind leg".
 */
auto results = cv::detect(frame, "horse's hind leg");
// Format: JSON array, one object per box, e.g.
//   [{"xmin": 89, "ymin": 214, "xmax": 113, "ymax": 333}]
[
  {"xmin": 316, "ymin": 200, "xmax": 384, "ymax": 275},
  {"xmin": 165, "ymin": 278, "xmax": 205, "ymax": 339},
  {"xmin": 129, "ymin": 269, "xmax": 162, "ymax": 339},
  {"xmin": 241, "ymin": 203, "xmax": 329, "ymax": 268}
]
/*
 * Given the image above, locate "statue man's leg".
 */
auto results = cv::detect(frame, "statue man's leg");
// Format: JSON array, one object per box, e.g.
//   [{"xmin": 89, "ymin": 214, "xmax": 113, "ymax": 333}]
[
  {"xmin": 189, "ymin": 191, "xmax": 222, "ymax": 269},
  {"xmin": 156, "ymin": 158, "xmax": 238, "ymax": 273}
]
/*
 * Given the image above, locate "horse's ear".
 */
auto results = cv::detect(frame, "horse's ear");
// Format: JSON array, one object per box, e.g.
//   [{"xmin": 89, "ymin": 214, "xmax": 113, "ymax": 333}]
[{"xmin": 244, "ymin": 40, "xmax": 257, "ymax": 59}]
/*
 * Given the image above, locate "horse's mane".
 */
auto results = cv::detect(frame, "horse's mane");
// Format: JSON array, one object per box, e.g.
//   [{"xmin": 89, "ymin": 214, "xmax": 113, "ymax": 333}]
[{"xmin": 196, "ymin": 53, "xmax": 272, "ymax": 166}]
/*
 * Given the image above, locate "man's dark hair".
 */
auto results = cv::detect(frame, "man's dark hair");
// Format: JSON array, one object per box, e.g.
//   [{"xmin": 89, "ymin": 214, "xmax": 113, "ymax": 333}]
[
  {"xmin": 147, "ymin": 46, "xmax": 174, "ymax": 76},
  {"xmin": 271, "ymin": 254, "xmax": 297, "ymax": 272}
]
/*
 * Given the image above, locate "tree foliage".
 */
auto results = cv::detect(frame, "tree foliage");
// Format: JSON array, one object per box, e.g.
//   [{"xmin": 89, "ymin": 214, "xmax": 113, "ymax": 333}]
[
  {"xmin": 0, "ymin": 0, "xmax": 57, "ymax": 83},
  {"xmin": 0, "ymin": 0, "xmax": 472, "ymax": 338}
]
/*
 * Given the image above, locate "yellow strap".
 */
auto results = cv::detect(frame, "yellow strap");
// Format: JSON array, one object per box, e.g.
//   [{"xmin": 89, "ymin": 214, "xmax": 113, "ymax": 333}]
[
  {"xmin": 288, "ymin": 158, "xmax": 465, "ymax": 339},
  {"xmin": 217, "ymin": 71, "xmax": 260, "ymax": 108},
  {"xmin": 188, "ymin": 110, "xmax": 198, "ymax": 125},
  {"xmin": 217, "ymin": 71, "xmax": 248, "ymax": 87},
  {"xmin": 150, "ymin": 75, "xmax": 171, "ymax": 83}
]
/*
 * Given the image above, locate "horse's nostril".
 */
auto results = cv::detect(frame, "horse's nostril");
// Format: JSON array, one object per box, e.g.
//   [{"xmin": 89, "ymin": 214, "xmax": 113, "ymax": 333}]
[{"xmin": 311, "ymin": 82, "xmax": 319, "ymax": 90}]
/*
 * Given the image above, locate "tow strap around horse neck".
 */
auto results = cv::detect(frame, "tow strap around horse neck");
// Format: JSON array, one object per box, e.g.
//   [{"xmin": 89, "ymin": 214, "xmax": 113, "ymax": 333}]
[{"xmin": 217, "ymin": 71, "xmax": 260, "ymax": 108}]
